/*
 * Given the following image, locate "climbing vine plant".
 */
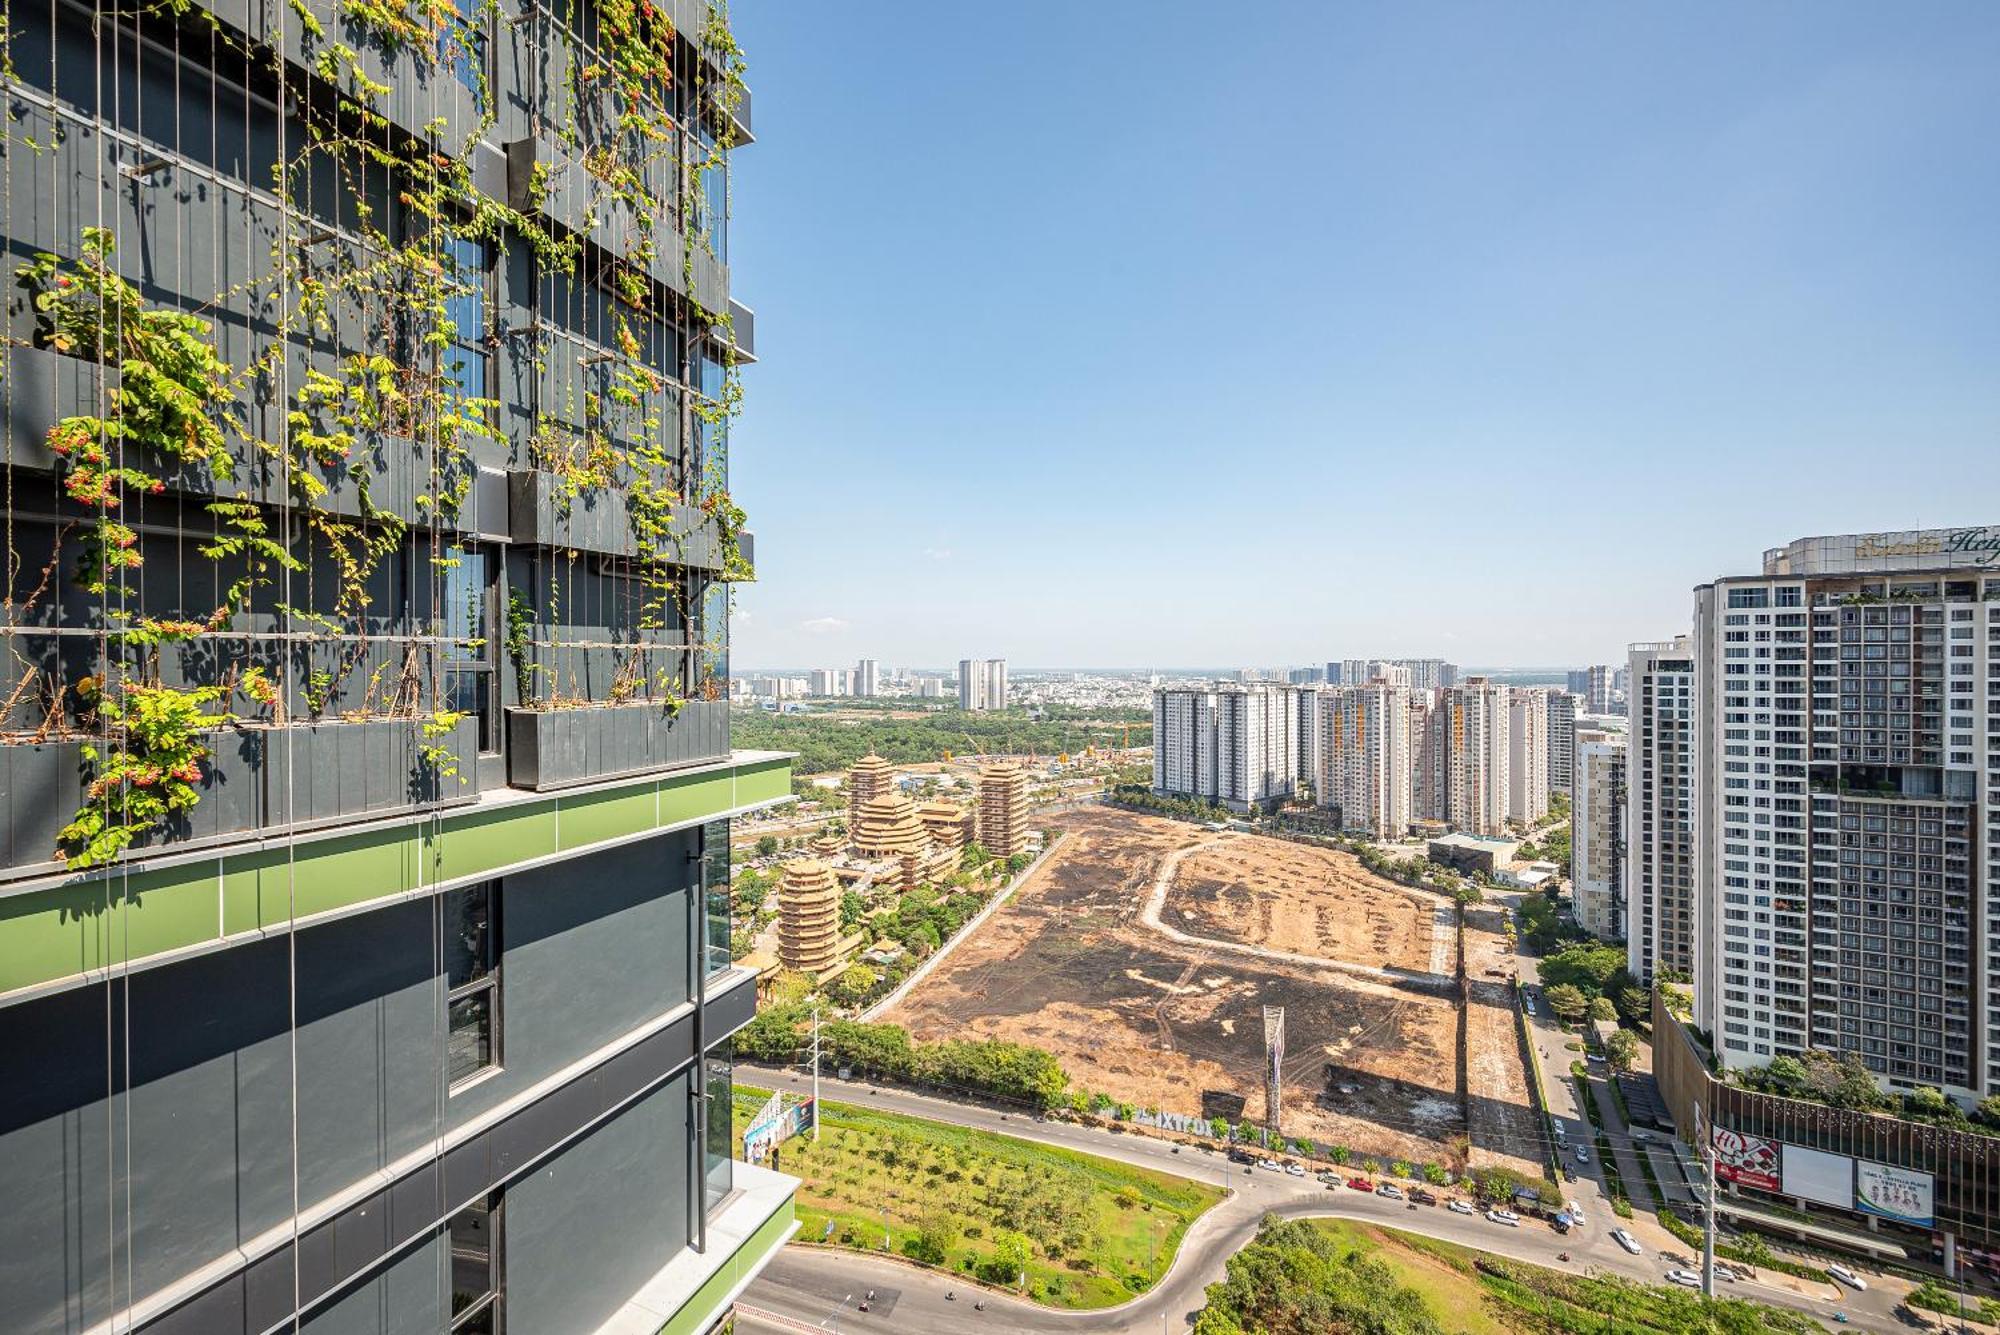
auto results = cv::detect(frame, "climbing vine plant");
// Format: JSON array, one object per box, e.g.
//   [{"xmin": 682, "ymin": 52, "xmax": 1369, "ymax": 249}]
[{"xmin": 3, "ymin": 0, "xmax": 749, "ymax": 866}]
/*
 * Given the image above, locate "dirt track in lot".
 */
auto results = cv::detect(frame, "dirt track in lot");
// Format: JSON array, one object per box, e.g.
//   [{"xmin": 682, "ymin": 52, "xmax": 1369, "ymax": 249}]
[{"xmin": 881, "ymin": 808, "xmax": 1473, "ymax": 1164}]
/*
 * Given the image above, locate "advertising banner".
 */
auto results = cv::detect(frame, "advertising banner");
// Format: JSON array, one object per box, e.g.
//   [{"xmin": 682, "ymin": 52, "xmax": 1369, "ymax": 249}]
[
  {"xmin": 1711, "ymin": 1127, "xmax": 1780, "ymax": 1191},
  {"xmin": 744, "ymin": 1096, "xmax": 816, "ymax": 1163},
  {"xmin": 1781, "ymin": 1144, "xmax": 1855, "ymax": 1210},
  {"xmin": 1857, "ymin": 1161, "xmax": 1935, "ymax": 1227}
]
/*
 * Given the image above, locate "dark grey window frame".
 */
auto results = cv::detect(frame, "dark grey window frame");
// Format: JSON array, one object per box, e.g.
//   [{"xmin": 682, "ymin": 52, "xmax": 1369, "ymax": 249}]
[
  {"xmin": 448, "ymin": 1190, "xmax": 504, "ymax": 1333},
  {"xmin": 446, "ymin": 881, "xmax": 503, "ymax": 1092}
]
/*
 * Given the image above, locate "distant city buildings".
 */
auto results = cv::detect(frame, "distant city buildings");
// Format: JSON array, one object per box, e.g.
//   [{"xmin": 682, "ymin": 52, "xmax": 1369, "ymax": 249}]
[
  {"xmin": 1572, "ymin": 727, "xmax": 1628, "ymax": 938},
  {"xmin": 1320, "ymin": 681, "xmax": 1415, "ymax": 837},
  {"xmin": 1568, "ymin": 664, "xmax": 1618, "ymax": 715},
  {"xmin": 1625, "ymin": 637, "xmax": 1695, "ymax": 984},
  {"xmin": 1152, "ymin": 683, "xmax": 1303, "ymax": 813},
  {"xmin": 1546, "ymin": 690, "xmax": 1580, "ymax": 795},
  {"xmin": 958, "ymin": 658, "xmax": 1009, "ymax": 711},
  {"xmin": 855, "ymin": 658, "xmax": 880, "ymax": 697},
  {"xmin": 1507, "ymin": 688, "xmax": 1550, "ymax": 825},
  {"xmin": 1440, "ymin": 676, "xmax": 1512, "ymax": 836}
]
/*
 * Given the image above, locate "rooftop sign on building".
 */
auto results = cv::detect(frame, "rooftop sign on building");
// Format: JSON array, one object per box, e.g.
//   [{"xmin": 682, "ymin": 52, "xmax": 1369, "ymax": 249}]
[{"xmin": 1763, "ymin": 526, "xmax": 2000, "ymax": 576}]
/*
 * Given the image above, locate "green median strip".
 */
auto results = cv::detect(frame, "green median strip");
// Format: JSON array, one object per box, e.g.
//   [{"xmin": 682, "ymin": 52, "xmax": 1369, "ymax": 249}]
[{"xmin": 735, "ymin": 1091, "xmax": 1222, "ymax": 1310}]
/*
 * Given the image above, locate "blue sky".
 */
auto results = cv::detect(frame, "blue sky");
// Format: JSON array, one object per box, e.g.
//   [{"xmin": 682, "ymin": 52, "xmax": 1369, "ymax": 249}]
[{"xmin": 725, "ymin": 2, "xmax": 2000, "ymax": 671}]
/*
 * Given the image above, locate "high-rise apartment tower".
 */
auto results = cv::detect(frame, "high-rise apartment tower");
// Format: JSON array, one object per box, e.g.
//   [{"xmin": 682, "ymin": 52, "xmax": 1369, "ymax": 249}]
[{"xmin": 0, "ymin": 5, "xmax": 795, "ymax": 1331}]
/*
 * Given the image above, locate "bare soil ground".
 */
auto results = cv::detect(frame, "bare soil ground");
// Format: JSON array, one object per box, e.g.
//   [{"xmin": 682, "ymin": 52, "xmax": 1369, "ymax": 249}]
[
  {"xmin": 1166, "ymin": 839, "xmax": 1435, "ymax": 971},
  {"xmin": 882, "ymin": 807, "xmax": 1466, "ymax": 1164},
  {"xmin": 1461, "ymin": 901, "xmax": 1547, "ymax": 1179}
]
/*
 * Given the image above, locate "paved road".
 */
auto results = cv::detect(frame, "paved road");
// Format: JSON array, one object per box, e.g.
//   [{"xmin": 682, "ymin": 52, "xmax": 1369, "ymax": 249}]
[{"xmin": 733, "ymin": 1065, "xmax": 1903, "ymax": 1333}]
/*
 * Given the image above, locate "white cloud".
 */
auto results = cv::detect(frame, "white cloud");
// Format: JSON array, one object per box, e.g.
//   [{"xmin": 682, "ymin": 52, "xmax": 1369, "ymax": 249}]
[
  {"xmin": 732, "ymin": 607, "xmax": 753, "ymax": 623},
  {"xmin": 923, "ymin": 546, "xmax": 953, "ymax": 561},
  {"xmin": 799, "ymin": 616, "xmax": 850, "ymax": 635}
]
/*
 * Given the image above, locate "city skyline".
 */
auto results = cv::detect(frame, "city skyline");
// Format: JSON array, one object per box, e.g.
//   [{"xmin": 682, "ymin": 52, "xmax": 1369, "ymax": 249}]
[{"xmin": 729, "ymin": 1, "xmax": 2000, "ymax": 667}]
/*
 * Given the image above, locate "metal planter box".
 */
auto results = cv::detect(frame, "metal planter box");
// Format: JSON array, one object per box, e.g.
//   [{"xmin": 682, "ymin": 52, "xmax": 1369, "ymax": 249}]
[
  {"xmin": 503, "ymin": 700, "xmax": 729, "ymax": 792},
  {"xmin": 507, "ymin": 469, "xmax": 727, "ymax": 568},
  {"xmin": 0, "ymin": 715, "xmax": 478, "ymax": 882}
]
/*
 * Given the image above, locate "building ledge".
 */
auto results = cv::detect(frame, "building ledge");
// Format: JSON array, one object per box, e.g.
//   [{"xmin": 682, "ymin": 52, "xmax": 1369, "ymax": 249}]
[
  {"xmin": 594, "ymin": 1160, "xmax": 799, "ymax": 1335},
  {"xmin": 0, "ymin": 751, "xmax": 796, "ymax": 1008}
]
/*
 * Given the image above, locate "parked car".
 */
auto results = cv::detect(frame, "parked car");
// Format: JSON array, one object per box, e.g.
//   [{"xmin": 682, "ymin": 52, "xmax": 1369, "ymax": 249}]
[
  {"xmin": 1448, "ymin": 1198, "xmax": 1476, "ymax": 1215},
  {"xmin": 1316, "ymin": 1170, "xmax": 1338, "ymax": 1183},
  {"xmin": 1827, "ymin": 1265, "xmax": 1868, "ymax": 1291},
  {"xmin": 1410, "ymin": 1189, "xmax": 1438, "ymax": 1206},
  {"xmin": 1284, "ymin": 1161, "xmax": 1307, "ymax": 1178},
  {"xmin": 1227, "ymin": 1148, "xmax": 1253, "ymax": 1165},
  {"xmin": 1665, "ymin": 1269, "xmax": 1702, "ymax": 1288},
  {"xmin": 1377, "ymin": 1183, "xmax": 1404, "ymax": 1199},
  {"xmin": 1258, "ymin": 1158, "xmax": 1281, "ymax": 1171},
  {"xmin": 1486, "ymin": 1209, "xmax": 1521, "ymax": 1226},
  {"xmin": 1347, "ymin": 1177, "xmax": 1375, "ymax": 1192},
  {"xmin": 1575, "ymin": 1147, "xmax": 1590, "ymax": 1164},
  {"xmin": 1611, "ymin": 1229, "xmax": 1643, "ymax": 1255},
  {"xmin": 1565, "ymin": 1200, "xmax": 1586, "ymax": 1227}
]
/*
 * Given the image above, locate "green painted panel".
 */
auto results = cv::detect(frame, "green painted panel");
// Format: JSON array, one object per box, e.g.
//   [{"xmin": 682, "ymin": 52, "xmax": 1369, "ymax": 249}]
[
  {"xmin": 730, "ymin": 760, "xmax": 792, "ymax": 808},
  {"xmin": 559, "ymin": 785, "xmax": 658, "ymax": 850},
  {"xmin": 111, "ymin": 864, "xmax": 219, "ymax": 962},
  {"xmin": 658, "ymin": 771, "xmax": 737, "ymax": 828},
  {"xmin": 221, "ymin": 846, "xmax": 289, "ymax": 936},
  {"xmin": 285, "ymin": 827, "xmax": 426, "ymax": 922},
  {"xmin": 654, "ymin": 1191, "xmax": 797, "ymax": 1335},
  {"xmin": 435, "ymin": 800, "xmax": 558, "ymax": 884},
  {"xmin": 0, "ymin": 880, "xmax": 111, "ymax": 993},
  {"xmin": 2, "ymin": 756, "xmax": 787, "ymax": 1000}
]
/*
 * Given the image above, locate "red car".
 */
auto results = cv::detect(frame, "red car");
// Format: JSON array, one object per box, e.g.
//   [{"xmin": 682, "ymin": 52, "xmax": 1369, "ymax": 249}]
[{"xmin": 1347, "ymin": 1177, "xmax": 1374, "ymax": 1192}]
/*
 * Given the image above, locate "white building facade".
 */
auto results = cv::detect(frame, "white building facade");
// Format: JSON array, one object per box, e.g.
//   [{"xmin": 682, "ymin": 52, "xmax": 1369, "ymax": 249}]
[
  {"xmin": 1546, "ymin": 691, "xmax": 1580, "ymax": 795},
  {"xmin": 1441, "ymin": 677, "xmax": 1512, "ymax": 836},
  {"xmin": 1507, "ymin": 689, "xmax": 1551, "ymax": 825},
  {"xmin": 1694, "ymin": 528, "xmax": 1998, "ymax": 1101},
  {"xmin": 1152, "ymin": 684, "xmax": 1301, "ymax": 813},
  {"xmin": 1573, "ymin": 728, "xmax": 1628, "ymax": 939},
  {"xmin": 1626, "ymin": 637, "xmax": 1695, "ymax": 984},
  {"xmin": 958, "ymin": 658, "xmax": 1009, "ymax": 711},
  {"xmin": 1320, "ymin": 683, "xmax": 1414, "ymax": 836}
]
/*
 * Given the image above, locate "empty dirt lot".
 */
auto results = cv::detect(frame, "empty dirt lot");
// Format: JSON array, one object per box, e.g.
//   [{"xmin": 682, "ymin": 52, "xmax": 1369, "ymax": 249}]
[
  {"xmin": 1166, "ymin": 838, "xmax": 1437, "ymax": 972},
  {"xmin": 881, "ymin": 807, "xmax": 1474, "ymax": 1164},
  {"xmin": 1461, "ymin": 902, "xmax": 1548, "ymax": 1180}
]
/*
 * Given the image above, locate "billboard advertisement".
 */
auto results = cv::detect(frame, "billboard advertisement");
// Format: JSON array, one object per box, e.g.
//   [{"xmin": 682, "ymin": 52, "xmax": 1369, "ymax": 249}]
[
  {"xmin": 1857, "ymin": 1161, "xmax": 1935, "ymax": 1227},
  {"xmin": 744, "ymin": 1096, "xmax": 816, "ymax": 1163},
  {"xmin": 1711, "ymin": 1127, "xmax": 1780, "ymax": 1191},
  {"xmin": 1781, "ymin": 1144, "xmax": 1855, "ymax": 1209}
]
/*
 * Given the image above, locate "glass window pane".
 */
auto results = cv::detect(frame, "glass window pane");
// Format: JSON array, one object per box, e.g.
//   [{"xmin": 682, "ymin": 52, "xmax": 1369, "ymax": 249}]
[
  {"xmin": 446, "ymin": 669, "xmax": 494, "ymax": 752},
  {"xmin": 444, "ymin": 549, "xmax": 489, "ymax": 661},
  {"xmin": 702, "ymin": 819, "xmax": 730, "ymax": 976},
  {"xmin": 443, "ymin": 884, "xmax": 493, "ymax": 987},
  {"xmin": 448, "ymin": 1198, "xmax": 494, "ymax": 1314},
  {"xmin": 448, "ymin": 994, "xmax": 494, "ymax": 1084},
  {"xmin": 703, "ymin": 1043, "xmax": 732, "ymax": 1211}
]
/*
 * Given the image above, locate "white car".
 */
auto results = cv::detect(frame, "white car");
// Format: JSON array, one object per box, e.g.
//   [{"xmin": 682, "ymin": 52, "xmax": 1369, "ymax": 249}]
[
  {"xmin": 1575, "ymin": 1147, "xmax": 1590, "ymax": 1164},
  {"xmin": 1258, "ymin": 1158, "xmax": 1281, "ymax": 1171},
  {"xmin": 1609, "ymin": 1229, "xmax": 1642, "ymax": 1255},
  {"xmin": 1448, "ymin": 1199, "xmax": 1476, "ymax": 1215},
  {"xmin": 1377, "ymin": 1183, "xmax": 1404, "ymax": 1199},
  {"xmin": 1827, "ymin": 1264, "xmax": 1868, "ymax": 1291},
  {"xmin": 1665, "ymin": 1269, "xmax": 1702, "ymax": 1288},
  {"xmin": 1284, "ymin": 1162, "xmax": 1307, "ymax": 1178},
  {"xmin": 1486, "ymin": 1209, "xmax": 1521, "ymax": 1226},
  {"xmin": 1564, "ymin": 1200, "xmax": 1586, "ymax": 1227}
]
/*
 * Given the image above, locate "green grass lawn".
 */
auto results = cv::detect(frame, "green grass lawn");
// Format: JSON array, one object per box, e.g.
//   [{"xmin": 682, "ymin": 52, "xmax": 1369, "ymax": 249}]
[
  {"xmin": 733, "ymin": 1091, "xmax": 1222, "ymax": 1308},
  {"xmin": 1307, "ymin": 1219, "xmax": 1517, "ymax": 1335},
  {"xmin": 1301, "ymin": 1219, "xmax": 1821, "ymax": 1335}
]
